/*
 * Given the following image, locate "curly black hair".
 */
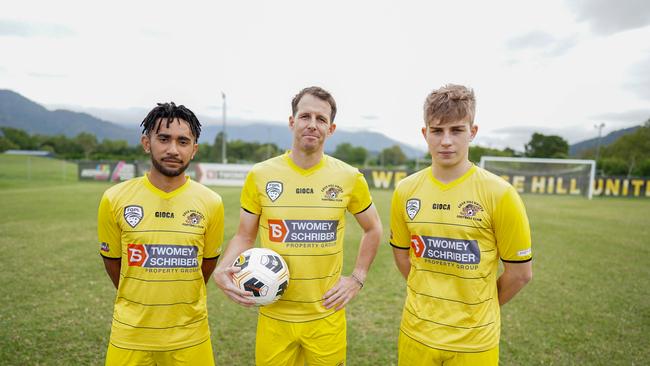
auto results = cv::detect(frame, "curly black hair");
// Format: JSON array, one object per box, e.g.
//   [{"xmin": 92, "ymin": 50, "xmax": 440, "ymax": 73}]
[{"xmin": 140, "ymin": 102, "xmax": 202, "ymax": 142}]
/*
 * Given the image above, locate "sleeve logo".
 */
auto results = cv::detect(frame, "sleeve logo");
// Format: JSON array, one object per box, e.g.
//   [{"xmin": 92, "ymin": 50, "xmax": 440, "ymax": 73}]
[
  {"xmin": 266, "ymin": 181, "xmax": 283, "ymax": 202},
  {"xmin": 124, "ymin": 205, "xmax": 144, "ymax": 228},
  {"xmin": 406, "ymin": 199, "xmax": 420, "ymax": 220}
]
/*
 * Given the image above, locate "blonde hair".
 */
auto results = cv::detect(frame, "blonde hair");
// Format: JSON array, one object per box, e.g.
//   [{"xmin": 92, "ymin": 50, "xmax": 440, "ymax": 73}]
[{"xmin": 423, "ymin": 84, "xmax": 475, "ymax": 126}]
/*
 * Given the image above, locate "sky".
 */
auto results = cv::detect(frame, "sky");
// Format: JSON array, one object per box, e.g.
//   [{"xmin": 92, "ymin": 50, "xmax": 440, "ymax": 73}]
[{"xmin": 1, "ymin": 0, "xmax": 649, "ymax": 151}]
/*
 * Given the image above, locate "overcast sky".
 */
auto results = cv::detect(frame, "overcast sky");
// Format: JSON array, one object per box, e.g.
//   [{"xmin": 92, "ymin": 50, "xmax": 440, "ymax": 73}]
[{"xmin": 1, "ymin": 0, "xmax": 649, "ymax": 151}]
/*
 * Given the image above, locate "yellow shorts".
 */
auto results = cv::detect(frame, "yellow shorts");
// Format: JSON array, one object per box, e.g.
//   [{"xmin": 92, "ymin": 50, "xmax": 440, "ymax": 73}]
[
  {"xmin": 105, "ymin": 338, "xmax": 215, "ymax": 366},
  {"xmin": 398, "ymin": 330, "xmax": 498, "ymax": 366},
  {"xmin": 255, "ymin": 311, "xmax": 346, "ymax": 366}
]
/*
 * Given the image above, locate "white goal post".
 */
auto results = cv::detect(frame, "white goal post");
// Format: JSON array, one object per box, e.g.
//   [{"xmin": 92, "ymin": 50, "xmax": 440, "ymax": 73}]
[{"xmin": 479, "ymin": 156, "xmax": 596, "ymax": 199}]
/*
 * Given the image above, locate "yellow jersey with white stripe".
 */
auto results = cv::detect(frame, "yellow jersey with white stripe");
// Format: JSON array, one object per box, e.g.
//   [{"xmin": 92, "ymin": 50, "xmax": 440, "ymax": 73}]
[
  {"xmin": 241, "ymin": 152, "xmax": 372, "ymax": 322},
  {"xmin": 97, "ymin": 174, "xmax": 224, "ymax": 351},
  {"xmin": 390, "ymin": 165, "xmax": 532, "ymax": 352}
]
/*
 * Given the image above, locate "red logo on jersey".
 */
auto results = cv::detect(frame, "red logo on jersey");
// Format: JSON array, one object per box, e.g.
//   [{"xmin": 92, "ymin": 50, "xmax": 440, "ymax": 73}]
[
  {"xmin": 268, "ymin": 219, "xmax": 288, "ymax": 242},
  {"xmin": 127, "ymin": 244, "xmax": 148, "ymax": 266},
  {"xmin": 410, "ymin": 235, "xmax": 425, "ymax": 258}
]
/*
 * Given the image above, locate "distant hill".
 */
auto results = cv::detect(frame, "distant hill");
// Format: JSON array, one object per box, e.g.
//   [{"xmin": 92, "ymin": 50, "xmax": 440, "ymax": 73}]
[
  {"xmin": 569, "ymin": 125, "xmax": 641, "ymax": 157},
  {"xmin": 199, "ymin": 124, "xmax": 424, "ymax": 158},
  {"xmin": 0, "ymin": 89, "xmax": 425, "ymax": 158},
  {"xmin": 0, "ymin": 89, "xmax": 139, "ymax": 144}
]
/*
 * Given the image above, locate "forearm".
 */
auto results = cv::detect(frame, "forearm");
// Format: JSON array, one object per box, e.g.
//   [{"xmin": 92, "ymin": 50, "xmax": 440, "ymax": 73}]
[
  {"xmin": 497, "ymin": 262, "xmax": 533, "ymax": 305},
  {"xmin": 102, "ymin": 257, "xmax": 121, "ymax": 289},
  {"xmin": 215, "ymin": 235, "xmax": 255, "ymax": 271},
  {"xmin": 201, "ymin": 258, "xmax": 217, "ymax": 284},
  {"xmin": 350, "ymin": 227, "xmax": 381, "ymax": 282},
  {"xmin": 393, "ymin": 249, "xmax": 411, "ymax": 280}
]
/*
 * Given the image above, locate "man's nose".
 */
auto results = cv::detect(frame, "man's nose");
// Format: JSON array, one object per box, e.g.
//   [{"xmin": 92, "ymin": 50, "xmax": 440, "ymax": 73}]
[
  {"xmin": 306, "ymin": 116, "xmax": 317, "ymax": 129},
  {"xmin": 167, "ymin": 141, "xmax": 180, "ymax": 155},
  {"xmin": 441, "ymin": 132, "xmax": 452, "ymax": 145}
]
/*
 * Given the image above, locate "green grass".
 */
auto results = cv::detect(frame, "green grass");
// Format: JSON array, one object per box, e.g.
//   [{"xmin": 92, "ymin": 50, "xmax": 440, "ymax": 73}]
[{"xmin": 0, "ymin": 155, "xmax": 648, "ymax": 365}]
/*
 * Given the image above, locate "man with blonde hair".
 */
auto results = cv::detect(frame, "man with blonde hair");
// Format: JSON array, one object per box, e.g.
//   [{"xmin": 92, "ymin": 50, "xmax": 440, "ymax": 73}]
[{"xmin": 390, "ymin": 84, "xmax": 533, "ymax": 365}]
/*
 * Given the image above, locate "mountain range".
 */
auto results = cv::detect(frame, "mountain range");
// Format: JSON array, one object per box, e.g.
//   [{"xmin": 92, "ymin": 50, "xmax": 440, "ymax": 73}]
[
  {"xmin": 0, "ymin": 89, "xmax": 425, "ymax": 158},
  {"xmin": 0, "ymin": 89, "xmax": 642, "ymax": 158}
]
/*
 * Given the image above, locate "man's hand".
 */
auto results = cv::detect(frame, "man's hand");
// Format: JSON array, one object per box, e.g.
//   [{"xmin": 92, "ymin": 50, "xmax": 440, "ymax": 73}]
[
  {"xmin": 322, "ymin": 275, "xmax": 364, "ymax": 310},
  {"xmin": 212, "ymin": 265, "xmax": 256, "ymax": 307}
]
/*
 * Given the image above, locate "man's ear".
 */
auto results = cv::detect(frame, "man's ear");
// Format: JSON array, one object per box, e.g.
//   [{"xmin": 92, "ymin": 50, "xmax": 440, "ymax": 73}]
[
  {"xmin": 470, "ymin": 124, "xmax": 479, "ymax": 141},
  {"xmin": 141, "ymin": 134, "xmax": 151, "ymax": 153},
  {"xmin": 328, "ymin": 122, "xmax": 337, "ymax": 136}
]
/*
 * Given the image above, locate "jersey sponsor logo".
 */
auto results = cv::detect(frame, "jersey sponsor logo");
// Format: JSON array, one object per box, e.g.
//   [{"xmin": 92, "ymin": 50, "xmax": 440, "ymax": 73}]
[
  {"xmin": 321, "ymin": 184, "xmax": 343, "ymax": 201},
  {"xmin": 155, "ymin": 211, "xmax": 175, "ymax": 218},
  {"xmin": 410, "ymin": 235, "xmax": 480, "ymax": 264},
  {"xmin": 457, "ymin": 201, "xmax": 484, "ymax": 221},
  {"xmin": 100, "ymin": 242, "xmax": 110, "ymax": 252},
  {"xmin": 518, "ymin": 248, "xmax": 532, "ymax": 257},
  {"xmin": 432, "ymin": 203, "xmax": 451, "ymax": 210},
  {"xmin": 295, "ymin": 187, "xmax": 314, "ymax": 194},
  {"xmin": 268, "ymin": 219, "xmax": 338, "ymax": 243},
  {"xmin": 182, "ymin": 210, "xmax": 205, "ymax": 228},
  {"xmin": 266, "ymin": 181, "xmax": 283, "ymax": 202},
  {"xmin": 406, "ymin": 198, "xmax": 420, "ymax": 220},
  {"xmin": 124, "ymin": 205, "xmax": 143, "ymax": 228},
  {"xmin": 127, "ymin": 244, "xmax": 199, "ymax": 268}
]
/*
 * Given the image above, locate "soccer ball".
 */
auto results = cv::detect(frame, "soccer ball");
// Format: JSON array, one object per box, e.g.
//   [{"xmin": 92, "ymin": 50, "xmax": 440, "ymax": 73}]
[{"xmin": 232, "ymin": 248, "xmax": 290, "ymax": 306}]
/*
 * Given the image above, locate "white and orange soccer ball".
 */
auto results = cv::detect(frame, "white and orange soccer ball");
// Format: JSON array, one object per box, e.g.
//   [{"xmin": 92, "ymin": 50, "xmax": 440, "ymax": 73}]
[{"xmin": 232, "ymin": 248, "xmax": 290, "ymax": 306}]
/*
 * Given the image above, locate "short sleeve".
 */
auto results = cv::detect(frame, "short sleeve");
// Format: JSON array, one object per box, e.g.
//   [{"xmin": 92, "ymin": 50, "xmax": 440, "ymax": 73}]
[
  {"xmin": 97, "ymin": 193, "xmax": 122, "ymax": 259},
  {"xmin": 203, "ymin": 195, "xmax": 224, "ymax": 260},
  {"xmin": 347, "ymin": 172, "xmax": 372, "ymax": 214},
  {"xmin": 389, "ymin": 187, "xmax": 411, "ymax": 249},
  {"xmin": 493, "ymin": 186, "xmax": 532, "ymax": 262},
  {"xmin": 240, "ymin": 170, "xmax": 261, "ymax": 214}
]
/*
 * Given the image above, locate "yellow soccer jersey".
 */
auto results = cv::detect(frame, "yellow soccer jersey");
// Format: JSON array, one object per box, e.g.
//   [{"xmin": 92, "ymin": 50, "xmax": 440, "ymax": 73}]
[
  {"xmin": 240, "ymin": 152, "xmax": 372, "ymax": 322},
  {"xmin": 97, "ymin": 174, "xmax": 224, "ymax": 351},
  {"xmin": 390, "ymin": 165, "xmax": 532, "ymax": 352}
]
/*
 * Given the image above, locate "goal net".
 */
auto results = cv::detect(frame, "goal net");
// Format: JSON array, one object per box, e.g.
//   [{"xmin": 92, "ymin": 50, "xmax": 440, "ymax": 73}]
[{"xmin": 479, "ymin": 156, "xmax": 596, "ymax": 199}]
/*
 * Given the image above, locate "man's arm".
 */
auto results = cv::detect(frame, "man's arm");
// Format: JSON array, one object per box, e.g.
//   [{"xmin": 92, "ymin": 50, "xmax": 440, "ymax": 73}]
[
  {"xmin": 201, "ymin": 258, "xmax": 217, "ymax": 284},
  {"xmin": 323, "ymin": 204, "xmax": 382, "ymax": 310},
  {"xmin": 102, "ymin": 257, "xmax": 121, "ymax": 289},
  {"xmin": 497, "ymin": 261, "xmax": 532, "ymax": 306},
  {"xmin": 392, "ymin": 247, "xmax": 411, "ymax": 280},
  {"xmin": 212, "ymin": 209, "xmax": 259, "ymax": 306}
]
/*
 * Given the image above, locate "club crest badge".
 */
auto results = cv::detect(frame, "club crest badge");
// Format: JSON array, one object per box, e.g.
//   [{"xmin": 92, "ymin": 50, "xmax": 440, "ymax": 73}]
[
  {"xmin": 457, "ymin": 201, "xmax": 484, "ymax": 221},
  {"xmin": 266, "ymin": 181, "xmax": 283, "ymax": 202},
  {"xmin": 183, "ymin": 210, "xmax": 205, "ymax": 228},
  {"xmin": 406, "ymin": 199, "xmax": 420, "ymax": 220},
  {"xmin": 124, "ymin": 205, "xmax": 144, "ymax": 228}
]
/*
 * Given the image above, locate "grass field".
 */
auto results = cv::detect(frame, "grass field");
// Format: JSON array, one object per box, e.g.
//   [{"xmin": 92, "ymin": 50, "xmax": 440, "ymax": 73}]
[{"xmin": 0, "ymin": 156, "xmax": 648, "ymax": 365}]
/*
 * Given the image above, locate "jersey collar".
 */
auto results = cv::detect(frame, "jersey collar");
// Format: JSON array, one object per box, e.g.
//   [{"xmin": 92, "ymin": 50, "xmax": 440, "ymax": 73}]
[
  {"xmin": 284, "ymin": 150, "xmax": 327, "ymax": 176},
  {"xmin": 429, "ymin": 164, "xmax": 477, "ymax": 191},
  {"xmin": 143, "ymin": 173, "xmax": 192, "ymax": 199}
]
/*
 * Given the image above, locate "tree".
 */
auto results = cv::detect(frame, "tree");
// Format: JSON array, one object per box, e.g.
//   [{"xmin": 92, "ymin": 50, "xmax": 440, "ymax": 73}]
[
  {"xmin": 212, "ymin": 132, "xmax": 226, "ymax": 162},
  {"xmin": 469, "ymin": 145, "xmax": 515, "ymax": 164},
  {"xmin": 75, "ymin": 132, "xmax": 98, "ymax": 160},
  {"xmin": 332, "ymin": 143, "xmax": 368, "ymax": 166},
  {"xmin": 0, "ymin": 136, "xmax": 17, "ymax": 152},
  {"xmin": 603, "ymin": 120, "xmax": 650, "ymax": 176},
  {"xmin": 253, "ymin": 143, "xmax": 281, "ymax": 162},
  {"xmin": 524, "ymin": 133, "xmax": 569, "ymax": 158},
  {"xmin": 379, "ymin": 145, "xmax": 407, "ymax": 166},
  {"xmin": 0, "ymin": 127, "xmax": 37, "ymax": 150}
]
